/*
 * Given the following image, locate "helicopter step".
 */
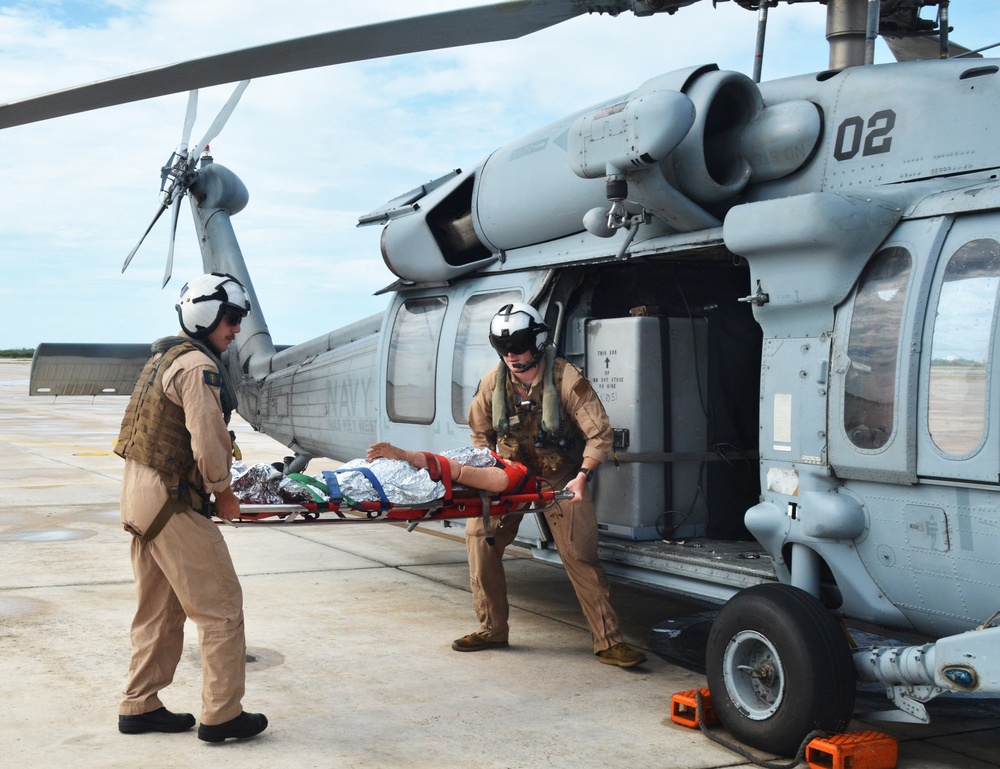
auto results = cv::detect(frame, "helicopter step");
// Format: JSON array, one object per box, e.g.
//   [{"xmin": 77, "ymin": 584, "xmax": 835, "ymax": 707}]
[{"xmin": 568, "ymin": 537, "xmax": 773, "ymax": 604}]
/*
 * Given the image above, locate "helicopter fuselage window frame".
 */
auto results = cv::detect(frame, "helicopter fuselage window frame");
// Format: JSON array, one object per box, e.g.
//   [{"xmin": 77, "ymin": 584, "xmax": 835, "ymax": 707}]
[
  {"xmin": 451, "ymin": 289, "xmax": 523, "ymax": 425},
  {"xmin": 925, "ymin": 238, "xmax": 1000, "ymax": 459},
  {"xmin": 843, "ymin": 246, "xmax": 912, "ymax": 452},
  {"xmin": 386, "ymin": 296, "xmax": 447, "ymax": 425}
]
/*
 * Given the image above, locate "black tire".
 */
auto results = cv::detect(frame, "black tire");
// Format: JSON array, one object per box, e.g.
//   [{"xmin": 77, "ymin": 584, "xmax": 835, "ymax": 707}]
[{"xmin": 705, "ymin": 583, "xmax": 856, "ymax": 756}]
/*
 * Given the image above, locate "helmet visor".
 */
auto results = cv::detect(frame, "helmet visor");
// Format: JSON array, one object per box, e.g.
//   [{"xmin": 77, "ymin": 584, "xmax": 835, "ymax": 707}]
[{"xmin": 490, "ymin": 328, "xmax": 535, "ymax": 356}]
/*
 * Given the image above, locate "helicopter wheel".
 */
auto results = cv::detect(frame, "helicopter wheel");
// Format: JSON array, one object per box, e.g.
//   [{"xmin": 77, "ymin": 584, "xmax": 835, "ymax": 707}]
[{"xmin": 705, "ymin": 583, "xmax": 856, "ymax": 757}]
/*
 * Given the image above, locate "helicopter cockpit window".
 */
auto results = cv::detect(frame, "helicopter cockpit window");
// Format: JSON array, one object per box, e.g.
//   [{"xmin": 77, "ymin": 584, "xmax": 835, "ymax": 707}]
[
  {"xmin": 927, "ymin": 238, "xmax": 1000, "ymax": 457},
  {"xmin": 452, "ymin": 289, "xmax": 522, "ymax": 424},
  {"xmin": 844, "ymin": 247, "xmax": 912, "ymax": 450},
  {"xmin": 386, "ymin": 296, "xmax": 447, "ymax": 424}
]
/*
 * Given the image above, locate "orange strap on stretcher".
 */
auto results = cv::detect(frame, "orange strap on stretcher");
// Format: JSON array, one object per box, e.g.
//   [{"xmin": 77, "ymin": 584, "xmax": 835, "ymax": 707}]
[
  {"xmin": 419, "ymin": 452, "xmax": 453, "ymax": 500},
  {"xmin": 420, "ymin": 452, "xmax": 499, "ymax": 543}
]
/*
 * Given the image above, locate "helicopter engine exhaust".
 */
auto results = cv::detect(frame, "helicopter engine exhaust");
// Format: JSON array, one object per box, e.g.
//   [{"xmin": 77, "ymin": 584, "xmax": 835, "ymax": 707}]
[{"xmin": 375, "ymin": 65, "xmax": 821, "ymax": 284}]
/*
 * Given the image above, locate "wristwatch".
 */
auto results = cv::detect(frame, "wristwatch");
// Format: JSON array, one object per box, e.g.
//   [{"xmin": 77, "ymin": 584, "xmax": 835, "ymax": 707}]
[{"xmin": 578, "ymin": 467, "xmax": 593, "ymax": 483}]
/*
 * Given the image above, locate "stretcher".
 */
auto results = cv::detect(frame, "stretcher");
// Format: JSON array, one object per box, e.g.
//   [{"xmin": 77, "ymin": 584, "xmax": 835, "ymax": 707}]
[{"xmin": 227, "ymin": 459, "xmax": 572, "ymax": 542}]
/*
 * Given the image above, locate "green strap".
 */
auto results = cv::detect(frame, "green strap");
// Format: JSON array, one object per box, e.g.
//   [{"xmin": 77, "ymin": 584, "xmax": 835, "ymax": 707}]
[
  {"xmin": 492, "ymin": 360, "xmax": 510, "ymax": 436},
  {"xmin": 540, "ymin": 346, "xmax": 560, "ymax": 435},
  {"xmin": 287, "ymin": 473, "xmax": 329, "ymax": 503}
]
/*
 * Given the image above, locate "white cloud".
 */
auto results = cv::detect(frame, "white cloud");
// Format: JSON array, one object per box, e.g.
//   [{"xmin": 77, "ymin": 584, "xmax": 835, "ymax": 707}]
[{"xmin": 0, "ymin": 0, "xmax": 998, "ymax": 347}]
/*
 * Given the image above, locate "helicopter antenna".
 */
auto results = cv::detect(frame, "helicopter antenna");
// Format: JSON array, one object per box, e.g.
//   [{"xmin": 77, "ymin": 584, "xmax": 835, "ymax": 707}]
[
  {"xmin": 864, "ymin": 0, "xmax": 879, "ymax": 65},
  {"xmin": 751, "ymin": 2, "xmax": 769, "ymax": 83}
]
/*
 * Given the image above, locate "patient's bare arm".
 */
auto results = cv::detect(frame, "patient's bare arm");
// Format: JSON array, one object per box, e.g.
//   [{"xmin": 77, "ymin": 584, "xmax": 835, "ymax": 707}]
[{"xmin": 365, "ymin": 442, "xmax": 508, "ymax": 493}]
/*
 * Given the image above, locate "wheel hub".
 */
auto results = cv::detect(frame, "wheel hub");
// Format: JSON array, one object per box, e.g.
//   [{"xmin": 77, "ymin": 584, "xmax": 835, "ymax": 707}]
[{"xmin": 723, "ymin": 630, "xmax": 785, "ymax": 719}]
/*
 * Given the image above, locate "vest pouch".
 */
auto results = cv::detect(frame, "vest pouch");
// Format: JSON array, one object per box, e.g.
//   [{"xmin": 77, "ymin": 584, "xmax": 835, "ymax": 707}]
[
  {"xmin": 536, "ymin": 446, "xmax": 568, "ymax": 476},
  {"xmin": 496, "ymin": 435, "xmax": 520, "ymax": 462}
]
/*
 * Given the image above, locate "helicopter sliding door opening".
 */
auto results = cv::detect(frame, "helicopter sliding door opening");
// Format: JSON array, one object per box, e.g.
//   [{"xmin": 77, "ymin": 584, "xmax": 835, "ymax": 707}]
[{"xmin": 583, "ymin": 259, "xmax": 761, "ymax": 542}]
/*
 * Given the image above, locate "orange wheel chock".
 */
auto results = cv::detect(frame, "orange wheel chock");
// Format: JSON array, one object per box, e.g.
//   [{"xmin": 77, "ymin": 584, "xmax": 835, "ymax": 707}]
[
  {"xmin": 805, "ymin": 730, "xmax": 898, "ymax": 769},
  {"xmin": 669, "ymin": 688, "xmax": 719, "ymax": 729}
]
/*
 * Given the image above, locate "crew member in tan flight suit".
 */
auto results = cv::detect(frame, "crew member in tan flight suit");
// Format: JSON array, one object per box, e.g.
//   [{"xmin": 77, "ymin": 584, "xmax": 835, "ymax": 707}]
[
  {"xmin": 453, "ymin": 303, "xmax": 647, "ymax": 667},
  {"xmin": 115, "ymin": 273, "xmax": 268, "ymax": 742}
]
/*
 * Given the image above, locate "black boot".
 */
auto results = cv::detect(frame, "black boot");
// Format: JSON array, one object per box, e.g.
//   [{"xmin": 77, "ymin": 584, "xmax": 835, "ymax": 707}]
[
  {"xmin": 119, "ymin": 707, "xmax": 196, "ymax": 734},
  {"xmin": 197, "ymin": 711, "xmax": 268, "ymax": 743}
]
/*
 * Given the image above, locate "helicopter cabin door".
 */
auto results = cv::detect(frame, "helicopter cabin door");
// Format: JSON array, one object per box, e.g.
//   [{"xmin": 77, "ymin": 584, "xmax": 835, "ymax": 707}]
[
  {"xmin": 828, "ymin": 217, "xmax": 941, "ymax": 484},
  {"xmin": 916, "ymin": 215, "xmax": 1000, "ymax": 486},
  {"xmin": 829, "ymin": 214, "xmax": 1000, "ymax": 487}
]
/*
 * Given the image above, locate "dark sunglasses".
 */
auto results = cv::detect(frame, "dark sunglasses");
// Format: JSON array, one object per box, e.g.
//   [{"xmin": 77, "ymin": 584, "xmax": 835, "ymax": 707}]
[{"xmin": 222, "ymin": 311, "xmax": 245, "ymax": 327}]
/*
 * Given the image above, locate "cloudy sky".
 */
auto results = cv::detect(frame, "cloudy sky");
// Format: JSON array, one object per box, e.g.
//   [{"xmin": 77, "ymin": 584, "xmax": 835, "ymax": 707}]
[{"xmin": 1, "ymin": 0, "xmax": 998, "ymax": 349}]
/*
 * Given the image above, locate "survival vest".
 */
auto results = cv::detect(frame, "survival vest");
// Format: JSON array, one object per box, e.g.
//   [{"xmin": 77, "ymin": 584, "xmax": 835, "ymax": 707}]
[
  {"xmin": 115, "ymin": 342, "xmax": 215, "ymax": 537},
  {"xmin": 491, "ymin": 349, "xmax": 585, "ymax": 478}
]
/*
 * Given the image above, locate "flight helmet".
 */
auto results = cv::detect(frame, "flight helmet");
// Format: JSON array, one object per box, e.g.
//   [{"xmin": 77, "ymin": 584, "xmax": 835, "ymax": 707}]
[
  {"xmin": 489, "ymin": 303, "xmax": 549, "ymax": 368},
  {"xmin": 176, "ymin": 272, "xmax": 251, "ymax": 339}
]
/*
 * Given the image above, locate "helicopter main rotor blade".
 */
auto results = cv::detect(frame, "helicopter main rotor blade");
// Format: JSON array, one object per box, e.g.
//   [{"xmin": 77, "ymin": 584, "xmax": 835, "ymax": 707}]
[
  {"xmin": 883, "ymin": 34, "xmax": 983, "ymax": 62},
  {"xmin": 0, "ymin": 0, "xmax": 635, "ymax": 130},
  {"xmin": 180, "ymin": 89, "xmax": 198, "ymax": 152},
  {"xmin": 191, "ymin": 81, "xmax": 250, "ymax": 160}
]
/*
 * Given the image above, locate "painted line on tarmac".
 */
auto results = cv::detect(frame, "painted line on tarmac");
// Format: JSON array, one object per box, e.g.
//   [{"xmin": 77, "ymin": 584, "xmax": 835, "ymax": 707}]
[
  {"xmin": 1, "ymin": 439, "xmax": 115, "ymax": 457},
  {"xmin": 0, "ymin": 479, "xmax": 118, "ymax": 489}
]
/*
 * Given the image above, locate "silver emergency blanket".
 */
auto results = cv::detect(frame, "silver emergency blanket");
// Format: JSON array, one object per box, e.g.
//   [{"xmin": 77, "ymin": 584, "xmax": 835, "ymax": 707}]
[
  {"xmin": 231, "ymin": 461, "xmax": 314, "ymax": 505},
  {"xmin": 232, "ymin": 447, "xmax": 497, "ymax": 506},
  {"xmin": 337, "ymin": 447, "xmax": 495, "ymax": 504}
]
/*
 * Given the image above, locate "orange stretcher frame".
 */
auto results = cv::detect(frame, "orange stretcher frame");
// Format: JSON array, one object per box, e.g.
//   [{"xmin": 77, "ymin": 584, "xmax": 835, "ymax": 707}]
[{"xmin": 230, "ymin": 487, "xmax": 571, "ymax": 527}]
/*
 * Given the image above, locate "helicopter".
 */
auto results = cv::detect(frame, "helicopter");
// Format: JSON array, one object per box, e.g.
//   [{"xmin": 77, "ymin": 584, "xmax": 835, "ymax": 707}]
[{"xmin": 12, "ymin": 0, "xmax": 1000, "ymax": 757}]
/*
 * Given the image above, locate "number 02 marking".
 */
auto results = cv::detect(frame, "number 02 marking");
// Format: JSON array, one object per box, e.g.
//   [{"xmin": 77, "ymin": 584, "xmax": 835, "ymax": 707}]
[{"xmin": 833, "ymin": 109, "xmax": 896, "ymax": 161}]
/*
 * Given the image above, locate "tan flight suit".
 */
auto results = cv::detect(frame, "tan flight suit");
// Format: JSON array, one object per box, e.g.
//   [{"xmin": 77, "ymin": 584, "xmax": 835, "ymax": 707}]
[
  {"xmin": 117, "ymin": 345, "xmax": 246, "ymax": 726},
  {"xmin": 466, "ymin": 356, "xmax": 624, "ymax": 653}
]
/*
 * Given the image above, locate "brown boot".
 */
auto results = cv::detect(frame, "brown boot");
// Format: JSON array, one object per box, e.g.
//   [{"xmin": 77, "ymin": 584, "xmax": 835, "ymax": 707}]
[
  {"xmin": 596, "ymin": 642, "xmax": 647, "ymax": 667},
  {"xmin": 451, "ymin": 631, "xmax": 509, "ymax": 652}
]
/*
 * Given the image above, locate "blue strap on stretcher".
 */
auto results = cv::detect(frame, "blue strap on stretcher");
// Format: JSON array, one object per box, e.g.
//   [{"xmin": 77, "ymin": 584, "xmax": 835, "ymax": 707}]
[
  {"xmin": 321, "ymin": 471, "xmax": 342, "ymax": 502},
  {"xmin": 329, "ymin": 466, "xmax": 391, "ymax": 511}
]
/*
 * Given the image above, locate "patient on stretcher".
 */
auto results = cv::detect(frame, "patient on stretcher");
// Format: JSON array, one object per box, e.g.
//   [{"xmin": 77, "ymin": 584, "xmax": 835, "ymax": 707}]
[
  {"xmin": 364, "ymin": 442, "xmax": 533, "ymax": 496},
  {"xmin": 232, "ymin": 443, "xmax": 533, "ymax": 507}
]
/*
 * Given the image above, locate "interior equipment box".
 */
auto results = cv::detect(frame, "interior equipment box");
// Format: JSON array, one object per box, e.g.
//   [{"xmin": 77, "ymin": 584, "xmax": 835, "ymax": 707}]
[{"xmin": 586, "ymin": 316, "xmax": 708, "ymax": 540}]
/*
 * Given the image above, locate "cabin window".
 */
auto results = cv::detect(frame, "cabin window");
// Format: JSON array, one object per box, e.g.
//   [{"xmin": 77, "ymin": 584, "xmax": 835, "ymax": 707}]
[
  {"xmin": 451, "ymin": 289, "xmax": 522, "ymax": 424},
  {"xmin": 927, "ymin": 238, "xmax": 1000, "ymax": 456},
  {"xmin": 386, "ymin": 296, "xmax": 447, "ymax": 424},
  {"xmin": 844, "ymin": 247, "xmax": 911, "ymax": 450}
]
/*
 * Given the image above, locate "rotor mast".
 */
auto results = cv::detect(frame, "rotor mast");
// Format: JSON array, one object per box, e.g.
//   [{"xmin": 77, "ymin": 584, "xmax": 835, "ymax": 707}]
[{"xmin": 825, "ymin": 0, "xmax": 872, "ymax": 69}]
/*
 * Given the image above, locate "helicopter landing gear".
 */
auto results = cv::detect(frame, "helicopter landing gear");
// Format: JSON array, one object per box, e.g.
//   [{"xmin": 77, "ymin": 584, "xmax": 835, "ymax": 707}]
[{"xmin": 705, "ymin": 583, "xmax": 856, "ymax": 757}]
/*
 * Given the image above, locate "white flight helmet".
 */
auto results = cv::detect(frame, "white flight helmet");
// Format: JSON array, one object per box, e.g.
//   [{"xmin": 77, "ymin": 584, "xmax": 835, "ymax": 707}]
[
  {"xmin": 489, "ymin": 303, "xmax": 549, "ymax": 359},
  {"xmin": 176, "ymin": 272, "xmax": 251, "ymax": 339}
]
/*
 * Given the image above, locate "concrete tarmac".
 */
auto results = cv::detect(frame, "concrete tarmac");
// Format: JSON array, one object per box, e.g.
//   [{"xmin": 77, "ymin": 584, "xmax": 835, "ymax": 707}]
[{"xmin": 1, "ymin": 359, "xmax": 997, "ymax": 769}]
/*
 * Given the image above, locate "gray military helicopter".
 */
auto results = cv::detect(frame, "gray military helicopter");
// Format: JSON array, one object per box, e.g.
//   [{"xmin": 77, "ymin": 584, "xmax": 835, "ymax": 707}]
[{"xmin": 15, "ymin": 0, "xmax": 1000, "ymax": 757}]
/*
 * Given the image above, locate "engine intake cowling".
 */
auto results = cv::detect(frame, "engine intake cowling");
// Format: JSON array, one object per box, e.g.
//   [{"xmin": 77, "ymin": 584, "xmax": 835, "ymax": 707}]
[{"xmin": 668, "ymin": 68, "xmax": 764, "ymax": 205}]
